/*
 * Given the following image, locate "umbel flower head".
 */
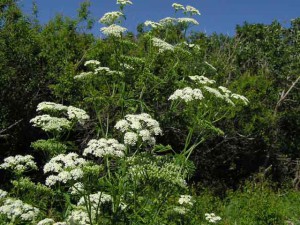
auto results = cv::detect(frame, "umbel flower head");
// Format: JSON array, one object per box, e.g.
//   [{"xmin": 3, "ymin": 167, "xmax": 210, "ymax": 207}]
[
  {"xmin": 0, "ymin": 155, "xmax": 37, "ymax": 174},
  {"xmin": 115, "ymin": 113, "xmax": 162, "ymax": 146},
  {"xmin": 101, "ymin": 24, "xmax": 127, "ymax": 37},
  {"xmin": 99, "ymin": 11, "xmax": 123, "ymax": 25},
  {"xmin": 83, "ymin": 138, "xmax": 125, "ymax": 158}
]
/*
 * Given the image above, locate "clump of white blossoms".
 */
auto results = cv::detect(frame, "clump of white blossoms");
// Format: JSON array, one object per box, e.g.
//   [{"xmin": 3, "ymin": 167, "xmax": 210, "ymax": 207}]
[
  {"xmin": 67, "ymin": 209, "xmax": 91, "ymax": 225},
  {"xmin": 168, "ymin": 87, "xmax": 204, "ymax": 102},
  {"xmin": 0, "ymin": 189, "xmax": 8, "ymax": 200},
  {"xmin": 37, "ymin": 102, "xmax": 68, "ymax": 112},
  {"xmin": 177, "ymin": 17, "xmax": 199, "ymax": 25},
  {"xmin": 144, "ymin": 20, "xmax": 161, "ymax": 29},
  {"xmin": 37, "ymin": 218, "xmax": 55, "ymax": 225},
  {"xmin": 172, "ymin": 3, "xmax": 185, "ymax": 11},
  {"xmin": 74, "ymin": 71, "xmax": 94, "ymax": 80},
  {"xmin": 117, "ymin": 0, "xmax": 132, "ymax": 6},
  {"xmin": 178, "ymin": 195, "xmax": 193, "ymax": 206},
  {"xmin": 44, "ymin": 153, "xmax": 87, "ymax": 186},
  {"xmin": 115, "ymin": 113, "xmax": 162, "ymax": 146},
  {"xmin": 152, "ymin": 37, "xmax": 174, "ymax": 53},
  {"xmin": 99, "ymin": 11, "xmax": 123, "ymax": 25},
  {"xmin": 84, "ymin": 60, "xmax": 100, "ymax": 67},
  {"xmin": 83, "ymin": 138, "xmax": 125, "ymax": 158},
  {"xmin": 0, "ymin": 198, "xmax": 39, "ymax": 222},
  {"xmin": 159, "ymin": 17, "xmax": 177, "ymax": 26},
  {"xmin": 67, "ymin": 106, "xmax": 90, "ymax": 125},
  {"xmin": 77, "ymin": 192, "xmax": 112, "ymax": 209},
  {"xmin": 0, "ymin": 155, "xmax": 37, "ymax": 174},
  {"xmin": 30, "ymin": 115, "xmax": 72, "ymax": 132},
  {"xmin": 189, "ymin": 75, "xmax": 216, "ymax": 84},
  {"xmin": 205, "ymin": 213, "xmax": 222, "ymax": 223},
  {"xmin": 100, "ymin": 24, "xmax": 127, "ymax": 38},
  {"xmin": 185, "ymin": 5, "xmax": 201, "ymax": 15}
]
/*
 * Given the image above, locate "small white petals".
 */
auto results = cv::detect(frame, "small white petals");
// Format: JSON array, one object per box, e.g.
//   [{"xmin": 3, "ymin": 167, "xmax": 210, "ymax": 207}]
[
  {"xmin": 168, "ymin": 87, "xmax": 204, "ymax": 102},
  {"xmin": 30, "ymin": 115, "xmax": 71, "ymax": 132},
  {"xmin": 178, "ymin": 195, "xmax": 193, "ymax": 206},
  {"xmin": 117, "ymin": 0, "xmax": 132, "ymax": 6},
  {"xmin": 231, "ymin": 93, "xmax": 249, "ymax": 105},
  {"xmin": 84, "ymin": 60, "xmax": 100, "ymax": 66},
  {"xmin": 0, "ymin": 155, "xmax": 37, "ymax": 173},
  {"xmin": 37, "ymin": 218, "xmax": 55, "ymax": 225},
  {"xmin": 185, "ymin": 5, "xmax": 201, "ymax": 15},
  {"xmin": 74, "ymin": 71, "xmax": 94, "ymax": 80},
  {"xmin": 37, "ymin": 102, "xmax": 68, "ymax": 112},
  {"xmin": 189, "ymin": 75, "xmax": 216, "ymax": 84},
  {"xmin": 83, "ymin": 138, "xmax": 125, "ymax": 158},
  {"xmin": 67, "ymin": 106, "xmax": 90, "ymax": 125},
  {"xmin": 124, "ymin": 132, "xmax": 138, "ymax": 146},
  {"xmin": 99, "ymin": 11, "xmax": 123, "ymax": 25},
  {"xmin": 203, "ymin": 86, "xmax": 224, "ymax": 99},
  {"xmin": 144, "ymin": 20, "xmax": 161, "ymax": 29},
  {"xmin": 172, "ymin": 3, "xmax": 185, "ymax": 11},
  {"xmin": 152, "ymin": 37, "xmax": 174, "ymax": 53},
  {"xmin": 205, "ymin": 213, "xmax": 222, "ymax": 223},
  {"xmin": 177, "ymin": 17, "xmax": 199, "ymax": 25},
  {"xmin": 101, "ymin": 24, "xmax": 127, "ymax": 37}
]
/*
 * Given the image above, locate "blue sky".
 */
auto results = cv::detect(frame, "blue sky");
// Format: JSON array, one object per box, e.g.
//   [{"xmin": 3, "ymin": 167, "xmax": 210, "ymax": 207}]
[{"xmin": 20, "ymin": 0, "xmax": 300, "ymax": 36}]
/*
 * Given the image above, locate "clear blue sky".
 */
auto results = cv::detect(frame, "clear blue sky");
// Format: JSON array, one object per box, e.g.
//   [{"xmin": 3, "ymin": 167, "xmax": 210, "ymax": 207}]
[{"xmin": 20, "ymin": 0, "xmax": 300, "ymax": 36}]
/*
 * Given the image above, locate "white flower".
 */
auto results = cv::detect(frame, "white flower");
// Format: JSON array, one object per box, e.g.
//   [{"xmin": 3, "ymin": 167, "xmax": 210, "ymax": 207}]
[
  {"xmin": 101, "ymin": 24, "xmax": 127, "ymax": 37},
  {"xmin": 177, "ymin": 17, "xmax": 199, "ymax": 25},
  {"xmin": 205, "ymin": 213, "xmax": 222, "ymax": 223},
  {"xmin": 67, "ymin": 106, "xmax": 90, "ymax": 125},
  {"xmin": 44, "ymin": 153, "xmax": 87, "ymax": 186},
  {"xmin": 0, "ymin": 155, "xmax": 37, "ymax": 173},
  {"xmin": 83, "ymin": 138, "xmax": 125, "ymax": 158},
  {"xmin": 152, "ymin": 37, "xmax": 174, "ymax": 53},
  {"xmin": 69, "ymin": 182, "xmax": 84, "ymax": 195},
  {"xmin": 0, "ymin": 198, "xmax": 39, "ymax": 222},
  {"xmin": 203, "ymin": 86, "xmax": 224, "ymax": 99},
  {"xmin": 84, "ymin": 60, "xmax": 100, "ymax": 66},
  {"xmin": 159, "ymin": 17, "xmax": 177, "ymax": 26},
  {"xmin": 37, "ymin": 218, "xmax": 55, "ymax": 225},
  {"xmin": 0, "ymin": 189, "xmax": 8, "ymax": 200},
  {"xmin": 124, "ymin": 132, "xmax": 138, "ymax": 146},
  {"xmin": 30, "ymin": 115, "xmax": 71, "ymax": 132},
  {"xmin": 99, "ymin": 11, "xmax": 123, "ymax": 25},
  {"xmin": 68, "ymin": 209, "xmax": 91, "ymax": 225},
  {"xmin": 185, "ymin": 5, "xmax": 201, "ymax": 15},
  {"xmin": 178, "ymin": 195, "xmax": 193, "ymax": 206},
  {"xmin": 189, "ymin": 75, "xmax": 216, "ymax": 84},
  {"xmin": 36, "ymin": 102, "xmax": 68, "ymax": 112},
  {"xmin": 168, "ymin": 87, "xmax": 204, "ymax": 102},
  {"xmin": 173, "ymin": 206, "xmax": 187, "ymax": 214},
  {"xmin": 172, "ymin": 3, "xmax": 185, "ymax": 11},
  {"xmin": 231, "ymin": 93, "xmax": 249, "ymax": 105},
  {"xmin": 144, "ymin": 20, "xmax": 161, "ymax": 29},
  {"xmin": 74, "ymin": 71, "xmax": 94, "ymax": 80},
  {"xmin": 117, "ymin": 0, "xmax": 132, "ymax": 6},
  {"xmin": 114, "ymin": 119, "xmax": 129, "ymax": 132}
]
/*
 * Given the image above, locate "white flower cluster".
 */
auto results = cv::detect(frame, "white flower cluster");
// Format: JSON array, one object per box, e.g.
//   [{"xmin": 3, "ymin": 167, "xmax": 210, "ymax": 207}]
[
  {"xmin": 83, "ymin": 138, "xmax": 125, "ymax": 158},
  {"xmin": 115, "ymin": 113, "xmax": 162, "ymax": 146},
  {"xmin": 189, "ymin": 75, "xmax": 216, "ymax": 84},
  {"xmin": 144, "ymin": 20, "xmax": 161, "ymax": 29},
  {"xmin": 44, "ymin": 153, "xmax": 87, "ymax": 186},
  {"xmin": 186, "ymin": 5, "xmax": 201, "ymax": 15},
  {"xmin": 173, "ymin": 206, "xmax": 187, "ymax": 214},
  {"xmin": 0, "ymin": 189, "xmax": 8, "ymax": 200},
  {"xmin": 178, "ymin": 195, "xmax": 193, "ymax": 206},
  {"xmin": 231, "ymin": 93, "xmax": 249, "ymax": 105},
  {"xmin": 177, "ymin": 17, "xmax": 199, "ymax": 25},
  {"xmin": 37, "ymin": 102, "xmax": 68, "ymax": 112},
  {"xmin": 101, "ymin": 24, "xmax": 127, "ymax": 37},
  {"xmin": 30, "ymin": 115, "xmax": 71, "ymax": 132},
  {"xmin": 159, "ymin": 17, "xmax": 177, "ymax": 26},
  {"xmin": 84, "ymin": 60, "xmax": 100, "ymax": 66},
  {"xmin": 32, "ymin": 102, "xmax": 90, "ymax": 131},
  {"xmin": 117, "ymin": 0, "xmax": 132, "ymax": 6},
  {"xmin": 0, "ymin": 198, "xmax": 39, "ymax": 222},
  {"xmin": 77, "ymin": 192, "xmax": 112, "ymax": 209},
  {"xmin": 0, "ymin": 155, "xmax": 37, "ymax": 173},
  {"xmin": 37, "ymin": 218, "xmax": 55, "ymax": 225},
  {"xmin": 171, "ymin": 3, "xmax": 201, "ymax": 15},
  {"xmin": 168, "ymin": 87, "xmax": 203, "ymax": 102},
  {"xmin": 74, "ymin": 71, "xmax": 94, "ymax": 80},
  {"xmin": 203, "ymin": 86, "xmax": 224, "ymax": 99},
  {"xmin": 152, "ymin": 37, "xmax": 174, "ymax": 53},
  {"xmin": 67, "ymin": 106, "xmax": 90, "ymax": 125},
  {"xmin": 205, "ymin": 213, "xmax": 222, "ymax": 223},
  {"xmin": 172, "ymin": 3, "xmax": 185, "ymax": 11},
  {"xmin": 99, "ymin": 11, "xmax": 123, "ymax": 25},
  {"xmin": 67, "ymin": 209, "xmax": 90, "ymax": 225}
]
